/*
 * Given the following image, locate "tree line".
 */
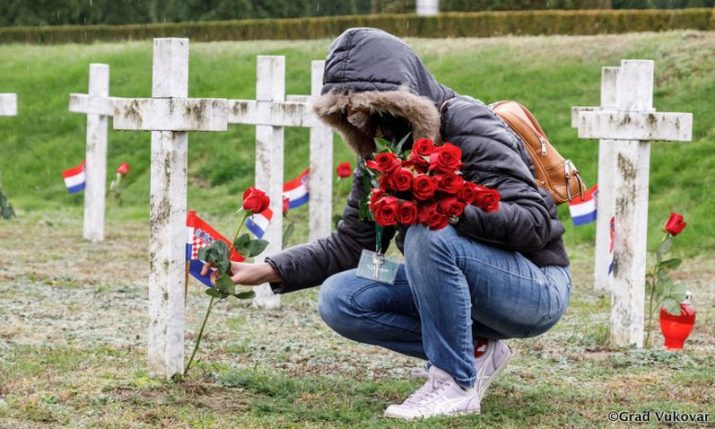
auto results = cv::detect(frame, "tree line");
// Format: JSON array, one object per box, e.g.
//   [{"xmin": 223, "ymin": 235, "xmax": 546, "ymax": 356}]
[{"xmin": 1, "ymin": 0, "xmax": 712, "ymax": 27}]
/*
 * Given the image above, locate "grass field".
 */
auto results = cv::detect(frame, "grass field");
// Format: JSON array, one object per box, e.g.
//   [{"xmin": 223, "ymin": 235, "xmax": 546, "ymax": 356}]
[{"xmin": 1, "ymin": 32, "xmax": 714, "ymax": 428}]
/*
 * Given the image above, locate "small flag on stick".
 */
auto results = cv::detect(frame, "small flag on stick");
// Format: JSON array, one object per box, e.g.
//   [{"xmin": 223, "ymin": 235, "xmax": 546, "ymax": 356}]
[
  {"xmin": 186, "ymin": 211, "xmax": 244, "ymax": 287},
  {"xmin": 62, "ymin": 161, "xmax": 86, "ymax": 194},
  {"xmin": 569, "ymin": 184, "xmax": 598, "ymax": 226}
]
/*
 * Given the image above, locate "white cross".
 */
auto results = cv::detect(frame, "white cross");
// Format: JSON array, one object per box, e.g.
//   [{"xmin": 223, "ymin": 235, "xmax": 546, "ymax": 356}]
[
  {"xmin": 69, "ymin": 64, "xmax": 121, "ymax": 243},
  {"xmin": 113, "ymin": 38, "xmax": 228, "ymax": 378},
  {"xmin": 573, "ymin": 60, "xmax": 692, "ymax": 348},
  {"xmin": 228, "ymin": 57, "xmax": 333, "ymax": 309},
  {"xmin": 0, "ymin": 94, "xmax": 17, "ymax": 116}
]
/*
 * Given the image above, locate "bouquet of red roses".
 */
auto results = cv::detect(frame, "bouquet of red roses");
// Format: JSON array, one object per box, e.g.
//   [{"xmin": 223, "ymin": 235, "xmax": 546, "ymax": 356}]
[{"xmin": 364, "ymin": 137, "xmax": 500, "ymax": 230}]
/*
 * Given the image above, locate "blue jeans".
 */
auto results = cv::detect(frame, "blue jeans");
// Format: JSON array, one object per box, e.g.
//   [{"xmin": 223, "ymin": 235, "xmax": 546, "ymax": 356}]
[{"xmin": 318, "ymin": 225, "xmax": 571, "ymax": 389}]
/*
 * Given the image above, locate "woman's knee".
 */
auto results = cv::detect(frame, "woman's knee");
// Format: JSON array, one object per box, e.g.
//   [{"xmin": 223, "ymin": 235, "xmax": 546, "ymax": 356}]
[
  {"xmin": 318, "ymin": 271, "xmax": 367, "ymax": 338},
  {"xmin": 404, "ymin": 224, "xmax": 456, "ymax": 262}
]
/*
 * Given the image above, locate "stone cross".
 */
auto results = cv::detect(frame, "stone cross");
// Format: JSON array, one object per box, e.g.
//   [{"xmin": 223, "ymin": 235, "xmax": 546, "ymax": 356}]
[
  {"xmin": 0, "ymin": 94, "xmax": 17, "ymax": 116},
  {"xmin": 572, "ymin": 66, "xmax": 619, "ymax": 292},
  {"xmin": 573, "ymin": 60, "xmax": 692, "ymax": 347},
  {"xmin": 113, "ymin": 38, "xmax": 229, "ymax": 378},
  {"xmin": 69, "ymin": 64, "xmax": 120, "ymax": 243},
  {"xmin": 229, "ymin": 57, "xmax": 333, "ymax": 309}
]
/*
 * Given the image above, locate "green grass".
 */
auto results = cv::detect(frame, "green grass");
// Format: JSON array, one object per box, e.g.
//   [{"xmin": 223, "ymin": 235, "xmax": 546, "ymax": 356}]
[{"xmin": 2, "ymin": 32, "xmax": 715, "ymax": 254}]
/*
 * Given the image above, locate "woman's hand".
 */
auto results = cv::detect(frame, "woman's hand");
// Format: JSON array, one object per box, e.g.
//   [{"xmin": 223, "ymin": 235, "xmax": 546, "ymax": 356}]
[{"xmin": 200, "ymin": 261, "xmax": 282, "ymax": 286}]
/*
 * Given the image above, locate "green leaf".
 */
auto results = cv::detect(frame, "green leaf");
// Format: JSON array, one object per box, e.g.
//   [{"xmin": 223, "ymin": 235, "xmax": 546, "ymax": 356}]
[
  {"xmin": 655, "ymin": 276, "xmax": 672, "ymax": 298},
  {"xmin": 283, "ymin": 221, "xmax": 295, "ymax": 244},
  {"xmin": 393, "ymin": 132, "xmax": 412, "ymax": 154},
  {"xmin": 216, "ymin": 260, "xmax": 231, "ymax": 275},
  {"xmin": 234, "ymin": 290, "xmax": 256, "ymax": 300},
  {"xmin": 658, "ymin": 236, "xmax": 672, "ymax": 256},
  {"xmin": 215, "ymin": 274, "xmax": 235, "ymax": 295},
  {"xmin": 661, "ymin": 298, "xmax": 682, "ymax": 316},
  {"xmin": 658, "ymin": 258, "xmax": 682, "ymax": 271},
  {"xmin": 374, "ymin": 138, "xmax": 391, "ymax": 153},
  {"xmin": 205, "ymin": 288, "xmax": 224, "ymax": 298},
  {"xmin": 247, "ymin": 239, "xmax": 269, "ymax": 257},
  {"xmin": 233, "ymin": 233, "xmax": 251, "ymax": 254}
]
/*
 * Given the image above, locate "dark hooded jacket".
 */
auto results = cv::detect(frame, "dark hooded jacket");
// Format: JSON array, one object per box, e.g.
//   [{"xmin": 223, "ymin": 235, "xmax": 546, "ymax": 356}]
[{"xmin": 266, "ymin": 28, "xmax": 569, "ymax": 294}]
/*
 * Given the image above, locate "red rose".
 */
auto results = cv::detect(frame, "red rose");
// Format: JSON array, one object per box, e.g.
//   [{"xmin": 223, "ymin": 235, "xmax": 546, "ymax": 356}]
[
  {"xmin": 473, "ymin": 188, "xmax": 500, "ymax": 213},
  {"xmin": 412, "ymin": 174, "xmax": 438, "ymax": 201},
  {"xmin": 418, "ymin": 203, "xmax": 449, "ymax": 230},
  {"xmin": 664, "ymin": 212, "xmax": 686, "ymax": 236},
  {"xmin": 388, "ymin": 168, "xmax": 413, "ymax": 192},
  {"xmin": 435, "ymin": 173, "xmax": 464, "ymax": 195},
  {"xmin": 373, "ymin": 196, "xmax": 400, "ymax": 227},
  {"xmin": 406, "ymin": 152, "xmax": 430, "ymax": 172},
  {"xmin": 438, "ymin": 197, "xmax": 466, "ymax": 218},
  {"xmin": 370, "ymin": 189, "xmax": 386, "ymax": 207},
  {"xmin": 457, "ymin": 182, "xmax": 479, "ymax": 204},
  {"xmin": 429, "ymin": 143, "xmax": 462, "ymax": 173},
  {"xmin": 282, "ymin": 196, "xmax": 290, "ymax": 215},
  {"xmin": 116, "ymin": 162, "xmax": 130, "ymax": 176},
  {"xmin": 412, "ymin": 138, "xmax": 436, "ymax": 157},
  {"xmin": 397, "ymin": 201, "xmax": 418, "ymax": 225},
  {"xmin": 336, "ymin": 161, "xmax": 352, "ymax": 179},
  {"xmin": 366, "ymin": 152, "xmax": 401, "ymax": 174},
  {"xmin": 242, "ymin": 187, "xmax": 270, "ymax": 213}
]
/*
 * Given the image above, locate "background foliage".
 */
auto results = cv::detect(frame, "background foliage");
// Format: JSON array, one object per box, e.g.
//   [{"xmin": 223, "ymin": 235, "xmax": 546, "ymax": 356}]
[{"xmin": 0, "ymin": 0, "xmax": 712, "ymax": 26}]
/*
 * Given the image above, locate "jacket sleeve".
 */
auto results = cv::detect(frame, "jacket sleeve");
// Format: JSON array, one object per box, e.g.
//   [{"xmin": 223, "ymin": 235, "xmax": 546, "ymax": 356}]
[
  {"xmin": 265, "ymin": 162, "xmax": 395, "ymax": 294},
  {"xmin": 445, "ymin": 99, "xmax": 564, "ymax": 253}
]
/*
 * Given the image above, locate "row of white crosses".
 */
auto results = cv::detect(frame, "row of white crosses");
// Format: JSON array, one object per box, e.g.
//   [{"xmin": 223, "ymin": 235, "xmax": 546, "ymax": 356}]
[
  {"xmin": 104, "ymin": 38, "xmax": 333, "ymax": 377},
  {"xmin": 573, "ymin": 60, "xmax": 692, "ymax": 348}
]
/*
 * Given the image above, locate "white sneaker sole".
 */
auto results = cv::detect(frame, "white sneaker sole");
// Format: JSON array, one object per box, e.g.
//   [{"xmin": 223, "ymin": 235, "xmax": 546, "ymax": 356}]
[
  {"xmin": 384, "ymin": 407, "xmax": 481, "ymax": 420},
  {"xmin": 477, "ymin": 346, "xmax": 512, "ymax": 401}
]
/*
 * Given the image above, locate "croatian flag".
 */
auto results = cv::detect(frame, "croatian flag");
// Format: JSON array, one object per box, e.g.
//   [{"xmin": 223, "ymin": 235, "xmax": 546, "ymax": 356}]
[
  {"xmin": 186, "ymin": 211, "xmax": 244, "ymax": 287},
  {"xmin": 284, "ymin": 168, "xmax": 310, "ymax": 209},
  {"xmin": 246, "ymin": 208, "xmax": 273, "ymax": 239},
  {"xmin": 569, "ymin": 184, "xmax": 598, "ymax": 226},
  {"xmin": 63, "ymin": 161, "xmax": 85, "ymax": 194}
]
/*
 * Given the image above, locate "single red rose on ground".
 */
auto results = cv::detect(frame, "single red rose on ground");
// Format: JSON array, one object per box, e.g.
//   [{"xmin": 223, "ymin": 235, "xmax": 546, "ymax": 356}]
[
  {"xmin": 398, "ymin": 201, "xmax": 418, "ymax": 225},
  {"xmin": 473, "ymin": 188, "xmax": 500, "ymax": 213},
  {"xmin": 336, "ymin": 161, "xmax": 352, "ymax": 179},
  {"xmin": 429, "ymin": 143, "xmax": 462, "ymax": 173},
  {"xmin": 412, "ymin": 138, "xmax": 436, "ymax": 157},
  {"xmin": 374, "ymin": 196, "xmax": 400, "ymax": 227},
  {"xmin": 664, "ymin": 212, "xmax": 686, "ymax": 236},
  {"xmin": 413, "ymin": 174, "xmax": 438, "ymax": 200},
  {"xmin": 282, "ymin": 196, "xmax": 290, "ymax": 215},
  {"xmin": 389, "ymin": 168, "xmax": 413, "ymax": 192},
  {"xmin": 435, "ymin": 173, "xmax": 465, "ymax": 195},
  {"xmin": 366, "ymin": 152, "xmax": 401, "ymax": 174},
  {"xmin": 242, "ymin": 187, "xmax": 270, "ymax": 213},
  {"xmin": 438, "ymin": 197, "xmax": 466, "ymax": 218},
  {"xmin": 116, "ymin": 162, "xmax": 130, "ymax": 175}
]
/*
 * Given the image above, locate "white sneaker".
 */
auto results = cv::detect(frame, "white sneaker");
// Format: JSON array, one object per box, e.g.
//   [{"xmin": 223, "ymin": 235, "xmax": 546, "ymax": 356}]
[
  {"xmin": 475, "ymin": 339, "xmax": 511, "ymax": 400},
  {"xmin": 384, "ymin": 366, "xmax": 480, "ymax": 420}
]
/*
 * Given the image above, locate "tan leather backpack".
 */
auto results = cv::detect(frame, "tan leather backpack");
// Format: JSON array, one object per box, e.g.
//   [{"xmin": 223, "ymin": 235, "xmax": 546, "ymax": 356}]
[{"xmin": 491, "ymin": 100, "xmax": 585, "ymax": 205}]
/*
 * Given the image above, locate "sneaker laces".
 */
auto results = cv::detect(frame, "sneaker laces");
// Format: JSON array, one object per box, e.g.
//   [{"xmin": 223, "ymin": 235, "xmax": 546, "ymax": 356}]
[{"xmin": 403, "ymin": 375, "xmax": 448, "ymax": 405}]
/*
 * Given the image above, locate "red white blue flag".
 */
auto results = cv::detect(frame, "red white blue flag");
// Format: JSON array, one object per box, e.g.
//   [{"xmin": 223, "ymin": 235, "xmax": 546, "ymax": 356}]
[
  {"xmin": 186, "ymin": 211, "xmax": 244, "ymax": 287},
  {"xmin": 608, "ymin": 215, "xmax": 615, "ymax": 275},
  {"xmin": 284, "ymin": 168, "xmax": 310, "ymax": 209},
  {"xmin": 62, "ymin": 160, "xmax": 85, "ymax": 194},
  {"xmin": 569, "ymin": 184, "xmax": 597, "ymax": 226},
  {"xmin": 246, "ymin": 208, "xmax": 273, "ymax": 239}
]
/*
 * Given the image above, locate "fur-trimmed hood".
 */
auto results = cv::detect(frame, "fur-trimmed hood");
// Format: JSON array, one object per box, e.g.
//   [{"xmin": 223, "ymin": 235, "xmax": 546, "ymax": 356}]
[{"xmin": 312, "ymin": 28, "xmax": 454, "ymax": 157}]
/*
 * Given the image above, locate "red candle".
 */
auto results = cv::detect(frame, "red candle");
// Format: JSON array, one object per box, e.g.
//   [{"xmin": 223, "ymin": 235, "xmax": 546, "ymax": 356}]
[{"xmin": 659, "ymin": 294, "xmax": 696, "ymax": 350}]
